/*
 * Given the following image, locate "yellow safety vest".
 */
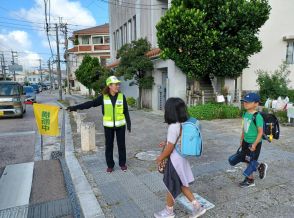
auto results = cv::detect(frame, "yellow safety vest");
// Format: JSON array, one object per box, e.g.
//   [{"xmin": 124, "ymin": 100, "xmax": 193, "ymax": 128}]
[{"xmin": 103, "ymin": 93, "xmax": 126, "ymax": 127}]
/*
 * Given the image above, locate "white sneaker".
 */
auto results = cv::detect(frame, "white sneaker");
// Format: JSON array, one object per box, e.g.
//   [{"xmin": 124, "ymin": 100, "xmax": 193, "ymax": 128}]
[
  {"xmin": 189, "ymin": 206, "xmax": 206, "ymax": 218},
  {"xmin": 154, "ymin": 207, "xmax": 175, "ymax": 218}
]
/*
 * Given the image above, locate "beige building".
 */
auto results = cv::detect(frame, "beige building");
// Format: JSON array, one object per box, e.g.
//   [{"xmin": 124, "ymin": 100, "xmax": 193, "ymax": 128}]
[
  {"xmin": 68, "ymin": 24, "xmax": 110, "ymax": 95},
  {"xmin": 109, "ymin": 0, "xmax": 294, "ymax": 110},
  {"xmin": 238, "ymin": 0, "xmax": 294, "ymax": 92}
]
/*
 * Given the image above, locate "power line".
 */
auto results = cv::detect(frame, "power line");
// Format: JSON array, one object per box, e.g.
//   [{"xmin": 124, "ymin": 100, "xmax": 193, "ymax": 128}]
[
  {"xmin": 0, "ymin": 16, "xmax": 45, "ymax": 25},
  {"xmin": 98, "ymin": 0, "xmax": 168, "ymax": 10},
  {"xmin": 44, "ymin": 0, "xmax": 54, "ymax": 57},
  {"xmin": 0, "ymin": 50, "xmax": 54, "ymax": 55},
  {"xmin": 0, "ymin": 24, "xmax": 45, "ymax": 32},
  {"xmin": 0, "ymin": 21, "xmax": 44, "ymax": 29}
]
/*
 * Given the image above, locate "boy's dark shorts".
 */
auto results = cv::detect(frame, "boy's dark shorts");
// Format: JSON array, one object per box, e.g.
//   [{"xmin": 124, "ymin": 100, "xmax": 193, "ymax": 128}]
[
  {"xmin": 229, "ymin": 140, "xmax": 262, "ymax": 166},
  {"xmin": 241, "ymin": 140, "xmax": 262, "ymax": 161}
]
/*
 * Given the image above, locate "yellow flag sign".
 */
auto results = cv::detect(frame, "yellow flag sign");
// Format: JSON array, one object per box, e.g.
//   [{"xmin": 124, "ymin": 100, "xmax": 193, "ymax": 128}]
[{"xmin": 33, "ymin": 103, "xmax": 60, "ymax": 136}]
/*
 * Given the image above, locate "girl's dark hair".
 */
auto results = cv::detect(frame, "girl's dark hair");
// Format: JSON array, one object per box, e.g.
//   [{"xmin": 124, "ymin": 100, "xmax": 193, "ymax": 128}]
[{"xmin": 164, "ymin": 97, "xmax": 189, "ymax": 124}]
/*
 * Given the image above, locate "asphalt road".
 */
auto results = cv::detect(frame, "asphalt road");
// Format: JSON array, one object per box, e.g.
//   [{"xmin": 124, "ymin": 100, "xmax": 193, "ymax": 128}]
[{"xmin": 0, "ymin": 91, "xmax": 57, "ymax": 176}]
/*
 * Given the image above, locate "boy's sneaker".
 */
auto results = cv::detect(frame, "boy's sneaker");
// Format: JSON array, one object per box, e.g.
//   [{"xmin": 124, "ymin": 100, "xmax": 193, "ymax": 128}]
[
  {"xmin": 239, "ymin": 177, "xmax": 255, "ymax": 188},
  {"xmin": 154, "ymin": 207, "xmax": 175, "ymax": 218},
  {"xmin": 258, "ymin": 163, "xmax": 268, "ymax": 179},
  {"xmin": 189, "ymin": 206, "xmax": 206, "ymax": 218}
]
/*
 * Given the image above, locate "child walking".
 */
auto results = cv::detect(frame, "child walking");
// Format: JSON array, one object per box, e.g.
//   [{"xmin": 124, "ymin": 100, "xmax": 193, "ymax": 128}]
[
  {"xmin": 229, "ymin": 93, "xmax": 268, "ymax": 187},
  {"xmin": 154, "ymin": 98, "xmax": 206, "ymax": 218}
]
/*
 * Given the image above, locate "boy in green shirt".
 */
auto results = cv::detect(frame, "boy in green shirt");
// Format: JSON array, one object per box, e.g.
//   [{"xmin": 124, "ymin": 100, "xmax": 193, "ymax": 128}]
[{"xmin": 229, "ymin": 93, "xmax": 268, "ymax": 187}]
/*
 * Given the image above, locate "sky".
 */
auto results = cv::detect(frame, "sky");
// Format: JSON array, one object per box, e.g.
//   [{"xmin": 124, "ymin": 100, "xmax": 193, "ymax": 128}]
[{"xmin": 0, "ymin": 0, "xmax": 109, "ymax": 71}]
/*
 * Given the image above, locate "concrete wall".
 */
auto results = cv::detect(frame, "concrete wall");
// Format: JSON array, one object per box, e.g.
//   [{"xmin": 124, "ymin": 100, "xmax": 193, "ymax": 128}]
[
  {"xmin": 119, "ymin": 78, "xmax": 139, "ymax": 99},
  {"xmin": 152, "ymin": 59, "xmax": 186, "ymax": 111},
  {"xmin": 241, "ymin": 0, "xmax": 294, "ymax": 91}
]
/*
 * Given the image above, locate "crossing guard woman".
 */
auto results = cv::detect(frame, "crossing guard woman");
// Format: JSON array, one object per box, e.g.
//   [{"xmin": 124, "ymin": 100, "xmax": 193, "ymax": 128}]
[{"xmin": 67, "ymin": 76, "xmax": 131, "ymax": 173}]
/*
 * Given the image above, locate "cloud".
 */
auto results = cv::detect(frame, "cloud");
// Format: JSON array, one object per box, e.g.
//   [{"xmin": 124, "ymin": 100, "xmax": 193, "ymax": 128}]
[
  {"xmin": 18, "ymin": 52, "xmax": 41, "ymax": 69},
  {"xmin": 0, "ymin": 30, "xmax": 31, "ymax": 50},
  {"xmin": 5, "ymin": 0, "xmax": 97, "ymax": 70},
  {"xmin": 0, "ymin": 30, "xmax": 41, "ymax": 70},
  {"xmin": 16, "ymin": 0, "xmax": 96, "ymax": 32}
]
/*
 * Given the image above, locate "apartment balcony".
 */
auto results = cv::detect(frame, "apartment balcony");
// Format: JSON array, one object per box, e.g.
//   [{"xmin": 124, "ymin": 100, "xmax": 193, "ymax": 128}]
[{"xmin": 68, "ymin": 44, "xmax": 110, "ymax": 54}]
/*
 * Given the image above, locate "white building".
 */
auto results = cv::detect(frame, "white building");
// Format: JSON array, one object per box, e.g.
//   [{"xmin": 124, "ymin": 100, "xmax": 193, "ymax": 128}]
[
  {"xmin": 68, "ymin": 24, "xmax": 111, "ymax": 95},
  {"xmin": 15, "ymin": 73, "xmax": 26, "ymax": 83},
  {"xmin": 109, "ymin": 0, "xmax": 294, "ymax": 111}
]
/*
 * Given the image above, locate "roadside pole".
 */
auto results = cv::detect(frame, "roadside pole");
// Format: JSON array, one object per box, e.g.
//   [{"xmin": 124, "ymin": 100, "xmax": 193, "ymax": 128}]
[{"xmin": 55, "ymin": 23, "xmax": 62, "ymax": 101}]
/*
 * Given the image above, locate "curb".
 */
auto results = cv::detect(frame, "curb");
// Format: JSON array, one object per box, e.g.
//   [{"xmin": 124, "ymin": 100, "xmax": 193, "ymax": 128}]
[{"xmin": 57, "ymin": 101, "xmax": 105, "ymax": 218}]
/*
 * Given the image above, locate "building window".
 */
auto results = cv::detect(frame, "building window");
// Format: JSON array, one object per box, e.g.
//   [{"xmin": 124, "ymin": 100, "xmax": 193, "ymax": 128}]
[
  {"xmin": 120, "ymin": 27, "xmax": 123, "ymax": 48},
  {"xmin": 286, "ymin": 41, "xmax": 294, "ymax": 64},
  {"xmin": 81, "ymin": 36, "xmax": 90, "ymax": 44},
  {"xmin": 104, "ymin": 36, "xmax": 110, "ymax": 44},
  {"xmin": 133, "ymin": 15, "xmax": 136, "ymax": 40},
  {"xmin": 92, "ymin": 36, "xmax": 103, "ymax": 45},
  {"xmin": 113, "ymin": 32, "xmax": 116, "ymax": 50},
  {"xmin": 124, "ymin": 23, "xmax": 127, "ymax": 45},
  {"xmin": 116, "ymin": 30, "xmax": 119, "ymax": 49},
  {"xmin": 161, "ymin": 8, "xmax": 168, "ymax": 16},
  {"xmin": 128, "ymin": 20, "xmax": 132, "ymax": 43},
  {"xmin": 100, "ymin": 58, "xmax": 106, "ymax": 66}
]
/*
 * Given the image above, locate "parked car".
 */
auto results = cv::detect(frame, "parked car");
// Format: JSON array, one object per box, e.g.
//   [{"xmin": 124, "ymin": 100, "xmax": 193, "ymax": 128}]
[
  {"xmin": 24, "ymin": 86, "xmax": 36, "ymax": 103},
  {"xmin": 0, "ymin": 81, "xmax": 26, "ymax": 118},
  {"xmin": 38, "ymin": 84, "xmax": 42, "ymax": 92},
  {"xmin": 30, "ymin": 84, "xmax": 40, "ymax": 93},
  {"xmin": 40, "ymin": 83, "xmax": 48, "ymax": 90}
]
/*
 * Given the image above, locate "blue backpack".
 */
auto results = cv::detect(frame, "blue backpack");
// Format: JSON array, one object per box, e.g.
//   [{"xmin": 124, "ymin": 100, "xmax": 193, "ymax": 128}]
[{"xmin": 176, "ymin": 117, "xmax": 203, "ymax": 157}]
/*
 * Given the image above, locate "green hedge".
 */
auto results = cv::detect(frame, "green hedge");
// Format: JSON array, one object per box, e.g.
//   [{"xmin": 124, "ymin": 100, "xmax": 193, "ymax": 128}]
[
  {"xmin": 188, "ymin": 103, "xmax": 241, "ymax": 120},
  {"xmin": 288, "ymin": 90, "xmax": 294, "ymax": 102}
]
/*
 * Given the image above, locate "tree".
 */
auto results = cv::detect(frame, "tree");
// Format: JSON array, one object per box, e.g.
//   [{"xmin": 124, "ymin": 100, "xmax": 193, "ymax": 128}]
[
  {"xmin": 115, "ymin": 38, "xmax": 154, "ymax": 108},
  {"xmin": 256, "ymin": 62, "xmax": 291, "ymax": 102},
  {"xmin": 156, "ymin": 0, "xmax": 271, "ymax": 79},
  {"xmin": 75, "ymin": 54, "xmax": 109, "ymax": 95}
]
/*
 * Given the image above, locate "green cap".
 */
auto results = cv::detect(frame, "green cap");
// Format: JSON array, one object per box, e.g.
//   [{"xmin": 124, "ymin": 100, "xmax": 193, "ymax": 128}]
[{"xmin": 106, "ymin": 76, "xmax": 120, "ymax": 86}]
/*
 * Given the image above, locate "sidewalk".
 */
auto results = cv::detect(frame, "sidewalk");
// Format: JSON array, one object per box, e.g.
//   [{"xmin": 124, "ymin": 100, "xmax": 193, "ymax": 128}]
[
  {"xmin": 66, "ymin": 94, "xmax": 294, "ymax": 218},
  {"xmin": 0, "ymin": 93, "xmax": 74, "ymax": 218}
]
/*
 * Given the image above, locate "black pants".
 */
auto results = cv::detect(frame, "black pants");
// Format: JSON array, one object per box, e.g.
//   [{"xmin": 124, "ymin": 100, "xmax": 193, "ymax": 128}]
[{"xmin": 104, "ymin": 126, "xmax": 126, "ymax": 168}]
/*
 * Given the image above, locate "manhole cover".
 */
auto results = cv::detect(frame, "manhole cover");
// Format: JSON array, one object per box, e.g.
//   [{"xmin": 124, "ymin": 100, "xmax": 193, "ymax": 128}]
[{"xmin": 135, "ymin": 151, "xmax": 161, "ymax": 161}]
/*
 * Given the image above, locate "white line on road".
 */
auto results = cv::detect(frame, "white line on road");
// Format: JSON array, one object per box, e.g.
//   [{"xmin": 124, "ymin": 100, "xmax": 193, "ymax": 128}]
[{"xmin": 0, "ymin": 131, "xmax": 35, "ymax": 137}]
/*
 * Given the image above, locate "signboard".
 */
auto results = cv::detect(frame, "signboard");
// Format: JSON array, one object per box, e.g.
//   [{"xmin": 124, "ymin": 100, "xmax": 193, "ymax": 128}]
[
  {"xmin": 8, "ymin": 64, "xmax": 23, "ymax": 72},
  {"xmin": 33, "ymin": 103, "xmax": 60, "ymax": 136}
]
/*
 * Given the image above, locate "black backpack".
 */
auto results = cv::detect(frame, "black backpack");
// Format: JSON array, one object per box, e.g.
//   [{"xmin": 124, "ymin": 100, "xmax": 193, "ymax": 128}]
[{"xmin": 252, "ymin": 112, "xmax": 280, "ymax": 143}]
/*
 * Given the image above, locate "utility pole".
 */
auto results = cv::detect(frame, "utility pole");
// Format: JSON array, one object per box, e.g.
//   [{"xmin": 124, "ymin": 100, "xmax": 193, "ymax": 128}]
[
  {"xmin": 48, "ymin": 59, "xmax": 53, "ymax": 93},
  {"xmin": 0, "ymin": 53, "xmax": 6, "ymax": 80},
  {"xmin": 64, "ymin": 23, "xmax": 71, "ymax": 94},
  {"xmin": 11, "ymin": 51, "xmax": 18, "ymax": 81},
  {"xmin": 55, "ymin": 23, "xmax": 62, "ymax": 101},
  {"xmin": 39, "ymin": 59, "xmax": 42, "ymax": 83}
]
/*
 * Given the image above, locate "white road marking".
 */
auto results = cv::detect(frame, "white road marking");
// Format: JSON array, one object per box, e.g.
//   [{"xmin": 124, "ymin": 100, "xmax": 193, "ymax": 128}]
[{"xmin": 0, "ymin": 131, "xmax": 35, "ymax": 137}]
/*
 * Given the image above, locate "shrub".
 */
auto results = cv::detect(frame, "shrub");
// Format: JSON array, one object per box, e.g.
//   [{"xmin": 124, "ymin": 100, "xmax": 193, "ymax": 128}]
[
  {"xmin": 188, "ymin": 103, "xmax": 240, "ymax": 120},
  {"xmin": 288, "ymin": 90, "xmax": 294, "ymax": 102},
  {"xmin": 262, "ymin": 108, "xmax": 288, "ymax": 123},
  {"xmin": 256, "ymin": 62, "xmax": 290, "ymax": 103},
  {"xmin": 126, "ymin": 97, "xmax": 136, "ymax": 107}
]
